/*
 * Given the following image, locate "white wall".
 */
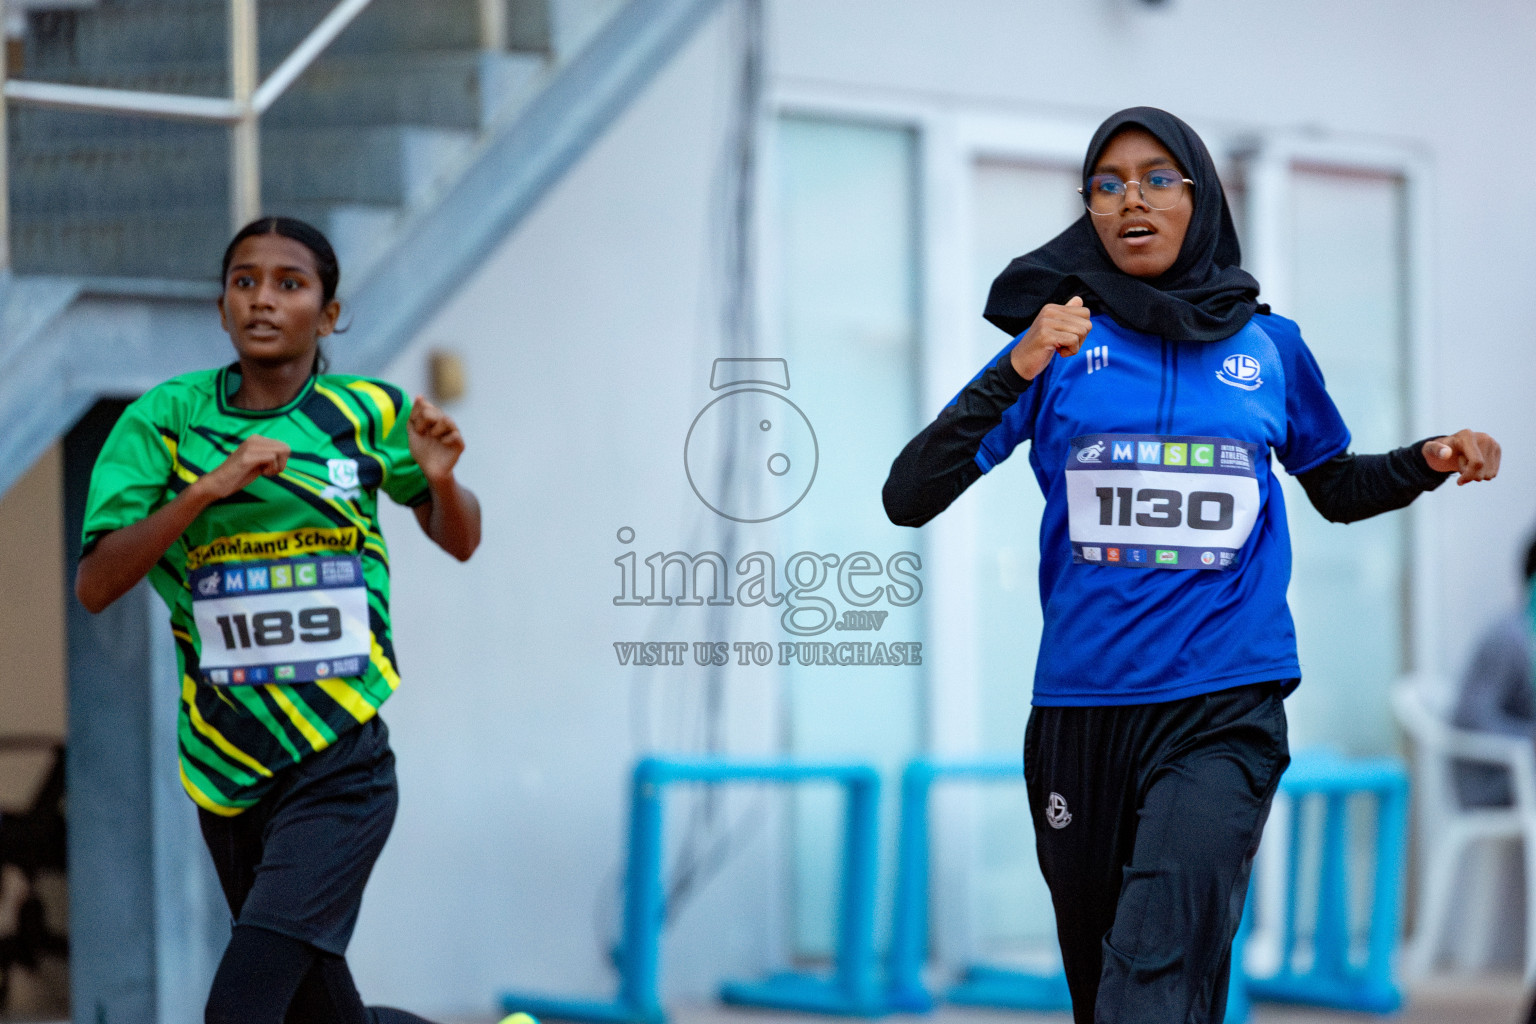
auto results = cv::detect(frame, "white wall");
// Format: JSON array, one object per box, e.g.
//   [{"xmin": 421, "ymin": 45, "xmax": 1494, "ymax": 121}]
[
  {"xmin": 352, "ymin": 6, "xmax": 792, "ymax": 1012},
  {"xmin": 343, "ymin": 1, "xmax": 1536, "ymax": 1012}
]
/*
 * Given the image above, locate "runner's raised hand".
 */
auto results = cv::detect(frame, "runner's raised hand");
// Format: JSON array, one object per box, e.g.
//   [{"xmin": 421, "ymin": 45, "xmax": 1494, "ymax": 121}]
[
  {"xmin": 408, "ymin": 396, "xmax": 465, "ymax": 484},
  {"xmin": 1423, "ymin": 429, "xmax": 1501, "ymax": 485},
  {"xmin": 193, "ymin": 435, "xmax": 291, "ymax": 501},
  {"xmin": 1010, "ymin": 296, "xmax": 1093, "ymax": 380}
]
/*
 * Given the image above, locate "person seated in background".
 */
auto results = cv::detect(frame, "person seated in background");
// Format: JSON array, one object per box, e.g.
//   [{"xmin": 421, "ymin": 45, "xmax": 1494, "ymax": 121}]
[{"xmin": 1454, "ymin": 532, "xmax": 1536, "ymax": 807}]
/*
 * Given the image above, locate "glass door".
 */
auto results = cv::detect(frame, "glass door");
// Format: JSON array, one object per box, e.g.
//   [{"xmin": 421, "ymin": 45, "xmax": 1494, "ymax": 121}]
[
  {"xmin": 1278, "ymin": 165, "xmax": 1410, "ymax": 757},
  {"xmin": 774, "ymin": 114, "xmax": 926, "ymax": 957},
  {"xmin": 963, "ymin": 158, "xmax": 1080, "ymax": 957}
]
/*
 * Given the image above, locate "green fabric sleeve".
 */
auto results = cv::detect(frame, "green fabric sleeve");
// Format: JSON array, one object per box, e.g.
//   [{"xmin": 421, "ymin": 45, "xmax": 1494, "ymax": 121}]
[
  {"xmin": 380, "ymin": 394, "xmax": 430, "ymax": 507},
  {"xmin": 81, "ymin": 398, "xmax": 177, "ymax": 551}
]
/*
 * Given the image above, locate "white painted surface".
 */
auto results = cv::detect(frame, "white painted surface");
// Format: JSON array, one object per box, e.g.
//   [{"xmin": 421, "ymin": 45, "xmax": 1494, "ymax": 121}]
[{"xmin": 353, "ymin": 6, "xmax": 789, "ymax": 1011}]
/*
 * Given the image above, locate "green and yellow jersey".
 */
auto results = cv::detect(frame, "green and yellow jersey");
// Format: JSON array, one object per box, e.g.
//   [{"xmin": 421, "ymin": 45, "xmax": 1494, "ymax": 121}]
[{"xmin": 82, "ymin": 365, "xmax": 430, "ymax": 816}]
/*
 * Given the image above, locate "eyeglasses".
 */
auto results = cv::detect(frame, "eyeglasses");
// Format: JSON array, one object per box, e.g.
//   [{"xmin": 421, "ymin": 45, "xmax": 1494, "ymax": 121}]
[{"xmin": 1079, "ymin": 169, "xmax": 1193, "ymax": 215}]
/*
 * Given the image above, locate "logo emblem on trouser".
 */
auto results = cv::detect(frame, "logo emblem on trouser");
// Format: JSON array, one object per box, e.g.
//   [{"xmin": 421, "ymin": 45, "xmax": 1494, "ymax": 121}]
[{"xmin": 1046, "ymin": 791, "xmax": 1072, "ymax": 829}]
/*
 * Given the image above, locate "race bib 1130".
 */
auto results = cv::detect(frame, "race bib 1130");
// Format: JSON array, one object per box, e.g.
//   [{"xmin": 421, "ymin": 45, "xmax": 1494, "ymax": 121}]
[
  {"xmin": 1065, "ymin": 434, "xmax": 1261, "ymax": 571},
  {"xmin": 189, "ymin": 555, "xmax": 371, "ymax": 684}
]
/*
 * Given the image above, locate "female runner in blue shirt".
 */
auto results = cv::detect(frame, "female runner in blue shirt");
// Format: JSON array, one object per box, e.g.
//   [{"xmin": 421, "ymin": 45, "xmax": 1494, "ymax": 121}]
[{"xmin": 884, "ymin": 107, "xmax": 1500, "ymax": 1024}]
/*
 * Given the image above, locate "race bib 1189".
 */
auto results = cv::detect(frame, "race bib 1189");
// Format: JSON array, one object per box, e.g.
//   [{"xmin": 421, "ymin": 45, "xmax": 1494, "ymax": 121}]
[
  {"xmin": 1065, "ymin": 434, "xmax": 1261, "ymax": 571},
  {"xmin": 189, "ymin": 555, "xmax": 371, "ymax": 684}
]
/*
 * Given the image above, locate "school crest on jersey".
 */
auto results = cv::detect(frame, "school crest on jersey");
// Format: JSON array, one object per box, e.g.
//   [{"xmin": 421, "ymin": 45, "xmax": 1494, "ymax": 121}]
[{"xmin": 322, "ymin": 458, "xmax": 362, "ymax": 501}]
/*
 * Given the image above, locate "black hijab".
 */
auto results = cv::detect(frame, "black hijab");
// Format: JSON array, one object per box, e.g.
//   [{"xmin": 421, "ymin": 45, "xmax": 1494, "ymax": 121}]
[{"xmin": 983, "ymin": 107, "xmax": 1262, "ymax": 342}]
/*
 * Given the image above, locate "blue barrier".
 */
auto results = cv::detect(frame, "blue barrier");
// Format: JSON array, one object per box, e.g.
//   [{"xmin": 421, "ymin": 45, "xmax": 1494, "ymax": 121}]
[
  {"xmin": 886, "ymin": 759, "xmax": 1032, "ymax": 1012},
  {"xmin": 501, "ymin": 757, "xmax": 884, "ymax": 1023},
  {"xmin": 1245, "ymin": 752, "xmax": 1408, "ymax": 1014},
  {"xmin": 886, "ymin": 757, "xmax": 1250, "ymax": 1024}
]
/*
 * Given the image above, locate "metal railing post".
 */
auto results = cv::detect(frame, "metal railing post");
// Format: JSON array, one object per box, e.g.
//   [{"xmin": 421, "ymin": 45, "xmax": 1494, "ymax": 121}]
[
  {"xmin": 229, "ymin": 0, "xmax": 260, "ymax": 229},
  {"xmin": 478, "ymin": 0, "xmax": 506, "ymax": 52}
]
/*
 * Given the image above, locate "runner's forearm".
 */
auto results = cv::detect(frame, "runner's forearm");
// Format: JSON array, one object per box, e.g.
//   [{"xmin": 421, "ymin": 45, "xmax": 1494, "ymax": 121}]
[
  {"xmin": 883, "ymin": 358, "xmax": 1032, "ymax": 527},
  {"xmin": 414, "ymin": 476, "xmax": 481, "ymax": 561},
  {"xmin": 1295, "ymin": 438, "xmax": 1450, "ymax": 524},
  {"xmin": 76, "ymin": 482, "xmax": 217, "ymax": 612}
]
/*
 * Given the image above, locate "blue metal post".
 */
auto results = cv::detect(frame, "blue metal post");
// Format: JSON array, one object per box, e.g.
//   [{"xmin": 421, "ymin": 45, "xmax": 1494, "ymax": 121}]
[
  {"xmin": 1281, "ymin": 793, "xmax": 1304, "ymax": 978},
  {"xmin": 1314, "ymin": 793, "xmax": 1350, "ymax": 978},
  {"xmin": 618, "ymin": 761, "xmax": 667, "ymax": 1017},
  {"xmin": 835, "ymin": 772, "xmax": 881, "ymax": 1005},
  {"xmin": 1245, "ymin": 754, "xmax": 1408, "ymax": 1014},
  {"xmin": 885, "ymin": 758, "xmax": 1073, "ymax": 1014},
  {"xmin": 1366, "ymin": 774, "xmax": 1408, "ymax": 991},
  {"xmin": 718, "ymin": 761, "xmax": 885, "ymax": 1015},
  {"xmin": 885, "ymin": 763, "xmax": 935, "ymax": 1010}
]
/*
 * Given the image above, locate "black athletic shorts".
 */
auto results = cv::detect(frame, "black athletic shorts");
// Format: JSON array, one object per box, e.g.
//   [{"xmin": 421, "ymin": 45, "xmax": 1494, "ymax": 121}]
[
  {"xmin": 199, "ymin": 716, "xmax": 398, "ymax": 955},
  {"xmin": 1024, "ymin": 680, "xmax": 1290, "ymax": 1024}
]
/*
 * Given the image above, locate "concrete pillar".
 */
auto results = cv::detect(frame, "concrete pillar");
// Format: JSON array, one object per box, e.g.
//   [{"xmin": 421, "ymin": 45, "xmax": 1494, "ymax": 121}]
[{"xmin": 63, "ymin": 400, "xmax": 225, "ymax": 1024}]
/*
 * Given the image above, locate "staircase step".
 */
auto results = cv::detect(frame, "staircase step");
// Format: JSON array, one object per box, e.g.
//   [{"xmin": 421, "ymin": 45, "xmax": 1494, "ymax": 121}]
[
  {"xmin": 10, "ymin": 50, "xmax": 543, "ymax": 131},
  {"xmin": 20, "ymin": 0, "xmax": 562, "ymax": 78},
  {"xmin": 23, "ymin": 0, "xmax": 488, "ymax": 77},
  {"xmin": 7, "ymin": 107, "xmax": 228, "ymax": 145},
  {"xmin": 12, "ymin": 207, "xmax": 230, "ymax": 279},
  {"xmin": 319, "ymin": 202, "xmax": 402, "ymax": 282},
  {"xmin": 12, "ymin": 125, "xmax": 477, "ymax": 210},
  {"xmin": 263, "ymin": 51, "xmax": 542, "ymax": 129},
  {"xmin": 266, "ymin": 126, "xmax": 477, "ymax": 206},
  {"xmin": 12, "ymin": 200, "xmax": 399, "ymax": 280}
]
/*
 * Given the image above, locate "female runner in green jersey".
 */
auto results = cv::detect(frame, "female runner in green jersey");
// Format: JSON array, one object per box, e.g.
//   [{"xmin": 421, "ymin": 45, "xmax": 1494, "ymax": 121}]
[{"xmin": 76, "ymin": 218, "xmax": 512, "ymax": 1024}]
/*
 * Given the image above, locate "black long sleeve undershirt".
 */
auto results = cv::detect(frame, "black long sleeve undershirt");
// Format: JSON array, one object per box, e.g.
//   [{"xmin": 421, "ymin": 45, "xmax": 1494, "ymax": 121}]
[
  {"xmin": 881, "ymin": 363, "xmax": 1451, "ymax": 528},
  {"xmin": 882, "ymin": 358, "xmax": 1030, "ymax": 527},
  {"xmin": 1294, "ymin": 440, "xmax": 1451, "ymax": 523}
]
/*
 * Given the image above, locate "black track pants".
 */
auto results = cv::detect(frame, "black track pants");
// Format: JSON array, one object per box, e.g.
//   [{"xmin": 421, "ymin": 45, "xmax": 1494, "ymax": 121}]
[
  {"xmin": 199, "ymin": 718, "xmax": 439, "ymax": 1024},
  {"xmin": 1023, "ymin": 681, "xmax": 1290, "ymax": 1024},
  {"xmin": 205, "ymin": 924, "xmax": 435, "ymax": 1024}
]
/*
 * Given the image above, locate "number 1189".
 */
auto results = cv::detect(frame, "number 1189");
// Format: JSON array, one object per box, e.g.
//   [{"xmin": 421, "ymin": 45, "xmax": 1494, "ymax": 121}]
[{"xmin": 214, "ymin": 608, "xmax": 343, "ymax": 649}]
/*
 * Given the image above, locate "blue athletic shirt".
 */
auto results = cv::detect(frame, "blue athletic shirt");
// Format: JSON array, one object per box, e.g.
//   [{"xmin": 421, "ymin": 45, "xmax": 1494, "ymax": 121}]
[{"xmin": 972, "ymin": 312, "xmax": 1350, "ymax": 706}]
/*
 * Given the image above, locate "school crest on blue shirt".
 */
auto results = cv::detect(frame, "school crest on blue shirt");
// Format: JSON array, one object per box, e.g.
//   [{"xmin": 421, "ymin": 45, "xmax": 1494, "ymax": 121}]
[{"xmin": 1216, "ymin": 354, "xmax": 1263, "ymax": 391}]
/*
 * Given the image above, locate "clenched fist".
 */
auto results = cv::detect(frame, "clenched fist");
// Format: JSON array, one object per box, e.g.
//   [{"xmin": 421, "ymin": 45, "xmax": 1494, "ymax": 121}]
[
  {"xmin": 1011, "ymin": 296, "xmax": 1093, "ymax": 380},
  {"xmin": 192, "ymin": 434, "xmax": 291, "ymax": 502}
]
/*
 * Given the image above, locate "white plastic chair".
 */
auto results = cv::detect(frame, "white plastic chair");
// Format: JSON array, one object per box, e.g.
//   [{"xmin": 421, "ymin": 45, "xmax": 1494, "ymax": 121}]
[{"xmin": 1391, "ymin": 674, "xmax": 1536, "ymax": 983}]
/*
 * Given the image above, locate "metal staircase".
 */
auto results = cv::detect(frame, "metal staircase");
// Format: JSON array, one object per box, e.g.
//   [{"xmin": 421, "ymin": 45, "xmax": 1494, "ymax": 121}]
[
  {"xmin": 0, "ymin": 0, "xmax": 725, "ymax": 496},
  {"xmin": 11, "ymin": 0, "xmax": 551, "ymax": 279}
]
